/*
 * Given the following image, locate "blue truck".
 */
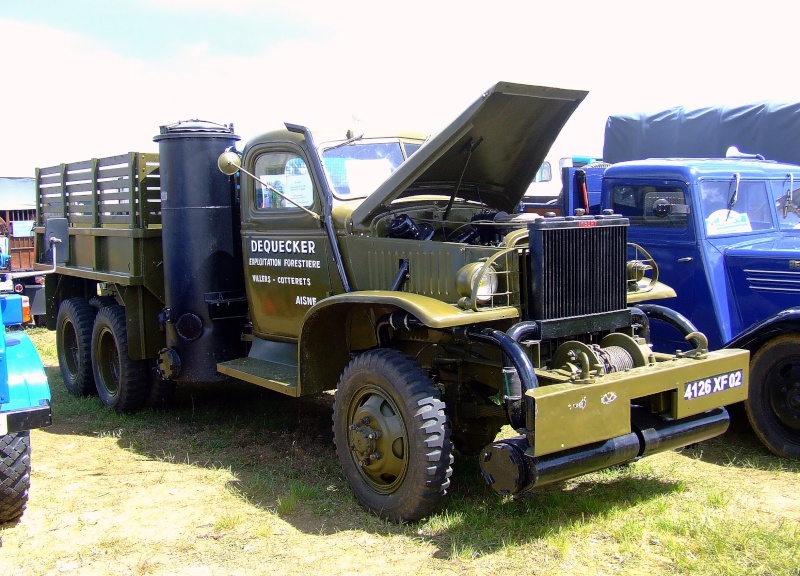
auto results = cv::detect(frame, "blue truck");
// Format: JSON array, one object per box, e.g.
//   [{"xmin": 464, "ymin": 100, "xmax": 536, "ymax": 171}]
[
  {"xmin": 0, "ymin": 293, "xmax": 52, "ymax": 523},
  {"xmin": 522, "ymin": 155, "xmax": 800, "ymax": 458}
]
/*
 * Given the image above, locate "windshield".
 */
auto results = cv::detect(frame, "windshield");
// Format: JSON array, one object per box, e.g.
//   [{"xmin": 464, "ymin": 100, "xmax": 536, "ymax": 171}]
[
  {"xmin": 772, "ymin": 182, "xmax": 800, "ymax": 231},
  {"xmin": 322, "ymin": 142, "xmax": 409, "ymax": 199},
  {"xmin": 699, "ymin": 179, "xmax": 774, "ymax": 236}
]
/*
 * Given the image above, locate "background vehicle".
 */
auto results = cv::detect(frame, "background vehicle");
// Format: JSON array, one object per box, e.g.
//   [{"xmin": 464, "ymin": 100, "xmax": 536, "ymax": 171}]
[
  {"xmin": 0, "ymin": 177, "xmax": 44, "ymax": 322},
  {"xmin": 0, "ymin": 293, "xmax": 52, "ymax": 523},
  {"xmin": 523, "ymin": 155, "xmax": 600, "ymax": 204},
  {"xmin": 34, "ymin": 82, "xmax": 748, "ymax": 522},
  {"xmin": 603, "ymin": 158, "xmax": 800, "ymax": 459},
  {"xmin": 522, "ymin": 155, "xmax": 800, "ymax": 459}
]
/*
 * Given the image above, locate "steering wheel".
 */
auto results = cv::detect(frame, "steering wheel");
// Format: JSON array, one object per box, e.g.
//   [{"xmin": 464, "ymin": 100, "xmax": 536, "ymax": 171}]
[{"xmin": 627, "ymin": 242, "xmax": 659, "ymax": 293}]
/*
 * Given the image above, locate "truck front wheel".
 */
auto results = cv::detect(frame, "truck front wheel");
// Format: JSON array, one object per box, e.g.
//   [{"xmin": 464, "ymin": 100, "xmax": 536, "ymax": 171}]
[
  {"xmin": 745, "ymin": 335, "xmax": 800, "ymax": 459},
  {"xmin": 0, "ymin": 432, "xmax": 31, "ymax": 523},
  {"xmin": 56, "ymin": 298, "xmax": 97, "ymax": 396},
  {"xmin": 333, "ymin": 348, "xmax": 453, "ymax": 522},
  {"xmin": 91, "ymin": 305, "xmax": 148, "ymax": 413}
]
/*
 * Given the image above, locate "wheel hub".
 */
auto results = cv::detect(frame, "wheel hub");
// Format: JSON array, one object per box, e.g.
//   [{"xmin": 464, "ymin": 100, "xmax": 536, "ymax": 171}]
[
  {"xmin": 98, "ymin": 328, "xmax": 121, "ymax": 395},
  {"xmin": 770, "ymin": 364, "xmax": 800, "ymax": 431},
  {"xmin": 346, "ymin": 387, "xmax": 408, "ymax": 494},
  {"xmin": 349, "ymin": 418, "xmax": 382, "ymax": 466}
]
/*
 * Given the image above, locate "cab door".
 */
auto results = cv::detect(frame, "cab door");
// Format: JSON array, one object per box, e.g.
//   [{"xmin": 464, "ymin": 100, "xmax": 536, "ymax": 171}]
[
  {"xmin": 608, "ymin": 180, "xmax": 698, "ymax": 350},
  {"xmin": 241, "ymin": 144, "xmax": 334, "ymax": 339}
]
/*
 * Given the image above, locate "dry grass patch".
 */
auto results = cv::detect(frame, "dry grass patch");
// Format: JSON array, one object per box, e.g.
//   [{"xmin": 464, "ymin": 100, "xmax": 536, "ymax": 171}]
[{"xmin": 1, "ymin": 328, "xmax": 798, "ymax": 575}]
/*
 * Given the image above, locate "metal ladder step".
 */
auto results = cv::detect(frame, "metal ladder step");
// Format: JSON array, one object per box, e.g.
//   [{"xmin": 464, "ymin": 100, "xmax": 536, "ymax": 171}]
[{"xmin": 217, "ymin": 357, "xmax": 299, "ymax": 397}]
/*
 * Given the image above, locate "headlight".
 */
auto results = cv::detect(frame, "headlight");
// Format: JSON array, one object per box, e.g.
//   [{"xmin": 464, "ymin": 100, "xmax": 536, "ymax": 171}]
[{"xmin": 456, "ymin": 262, "xmax": 498, "ymax": 303}]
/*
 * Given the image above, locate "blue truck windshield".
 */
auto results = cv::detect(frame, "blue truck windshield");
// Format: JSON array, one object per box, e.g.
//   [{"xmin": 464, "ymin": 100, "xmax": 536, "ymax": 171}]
[
  {"xmin": 699, "ymin": 180, "xmax": 774, "ymax": 236},
  {"xmin": 773, "ymin": 185, "xmax": 800, "ymax": 231}
]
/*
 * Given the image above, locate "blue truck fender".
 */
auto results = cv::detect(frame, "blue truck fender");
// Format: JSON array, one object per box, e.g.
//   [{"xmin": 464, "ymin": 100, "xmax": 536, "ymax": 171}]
[{"xmin": 723, "ymin": 307, "xmax": 800, "ymax": 352}]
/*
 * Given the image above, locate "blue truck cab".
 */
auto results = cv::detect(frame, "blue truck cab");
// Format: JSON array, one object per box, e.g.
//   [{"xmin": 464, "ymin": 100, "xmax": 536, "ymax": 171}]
[
  {"xmin": 0, "ymin": 293, "xmax": 52, "ymax": 523},
  {"xmin": 600, "ymin": 158, "xmax": 800, "ymax": 458}
]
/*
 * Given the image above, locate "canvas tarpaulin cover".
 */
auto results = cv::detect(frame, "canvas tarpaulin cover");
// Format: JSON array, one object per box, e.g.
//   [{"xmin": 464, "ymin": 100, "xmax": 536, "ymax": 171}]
[{"xmin": 603, "ymin": 101, "xmax": 800, "ymax": 165}]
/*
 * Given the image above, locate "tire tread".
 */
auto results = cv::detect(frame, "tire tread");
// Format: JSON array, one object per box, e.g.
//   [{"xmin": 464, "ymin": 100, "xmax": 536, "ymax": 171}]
[
  {"xmin": 92, "ymin": 305, "xmax": 148, "ymax": 413},
  {"xmin": 0, "ymin": 432, "xmax": 31, "ymax": 523},
  {"xmin": 56, "ymin": 298, "xmax": 97, "ymax": 396},
  {"xmin": 333, "ymin": 348, "xmax": 453, "ymax": 522},
  {"xmin": 745, "ymin": 334, "xmax": 800, "ymax": 459}
]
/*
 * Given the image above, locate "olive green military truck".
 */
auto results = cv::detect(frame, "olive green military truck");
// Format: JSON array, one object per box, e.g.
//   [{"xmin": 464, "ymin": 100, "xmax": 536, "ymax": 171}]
[{"xmin": 34, "ymin": 82, "xmax": 750, "ymax": 522}]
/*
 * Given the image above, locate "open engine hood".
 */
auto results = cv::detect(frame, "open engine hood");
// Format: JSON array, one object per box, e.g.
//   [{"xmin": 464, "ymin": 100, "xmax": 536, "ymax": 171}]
[{"xmin": 350, "ymin": 81, "xmax": 587, "ymax": 230}]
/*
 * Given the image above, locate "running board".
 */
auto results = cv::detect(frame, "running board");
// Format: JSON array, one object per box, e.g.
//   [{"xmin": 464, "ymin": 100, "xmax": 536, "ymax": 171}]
[{"xmin": 217, "ymin": 358, "xmax": 300, "ymax": 397}]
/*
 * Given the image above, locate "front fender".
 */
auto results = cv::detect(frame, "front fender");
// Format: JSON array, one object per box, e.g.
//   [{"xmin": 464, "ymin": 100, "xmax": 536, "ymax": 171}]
[
  {"xmin": 626, "ymin": 281, "xmax": 677, "ymax": 303},
  {"xmin": 724, "ymin": 307, "xmax": 800, "ymax": 351},
  {"xmin": 0, "ymin": 331, "xmax": 52, "ymax": 434},
  {"xmin": 298, "ymin": 291, "xmax": 519, "ymax": 395}
]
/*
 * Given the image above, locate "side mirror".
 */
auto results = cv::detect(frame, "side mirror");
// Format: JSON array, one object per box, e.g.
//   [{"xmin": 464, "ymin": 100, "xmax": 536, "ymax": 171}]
[
  {"xmin": 651, "ymin": 198, "xmax": 690, "ymax": 218},
  {"xmin": 44, "ymin": 217, "xmax": 69, "ymax": 264},
  {"xmin": 652, "ymin": 198, "xmax": 671, "ymax": 218},
  {"xmin": 217, "ymin": 151, "xmax": 242, "ymax": 176}
]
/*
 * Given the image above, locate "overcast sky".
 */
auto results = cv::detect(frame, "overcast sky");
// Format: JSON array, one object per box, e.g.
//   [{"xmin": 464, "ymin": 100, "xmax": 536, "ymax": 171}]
[{"xmin": 2, "ymin": 0, "xmax": 799, "ymax": 177}]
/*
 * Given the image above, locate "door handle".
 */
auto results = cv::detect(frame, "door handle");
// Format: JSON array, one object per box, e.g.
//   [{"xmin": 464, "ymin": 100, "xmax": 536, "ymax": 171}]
[{"xmin": 677, "ymin": 257, "xmax": 693, "ymax": 263}]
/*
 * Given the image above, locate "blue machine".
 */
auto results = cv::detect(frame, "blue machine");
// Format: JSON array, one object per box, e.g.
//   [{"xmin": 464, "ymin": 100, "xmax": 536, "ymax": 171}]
[
  {"xmin": 519, "ymin": 164, "xmax": 606, "ymax": 216},
  {"xmin": 601, "ymin": 158, "xmax": 800, "ymax": 459},
  {"xmin": 0, "ymin": 293, "xmax": 51, "ymax": 523},
  {"xmin": 520, "ymin": 157, "xmax": 800, "ymax": 459}
]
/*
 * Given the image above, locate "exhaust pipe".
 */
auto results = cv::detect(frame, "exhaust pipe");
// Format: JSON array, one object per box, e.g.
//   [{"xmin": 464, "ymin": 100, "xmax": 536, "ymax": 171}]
[{"xmin": 480, "ymin": 407, "xmax": 729, "ymax": 496}]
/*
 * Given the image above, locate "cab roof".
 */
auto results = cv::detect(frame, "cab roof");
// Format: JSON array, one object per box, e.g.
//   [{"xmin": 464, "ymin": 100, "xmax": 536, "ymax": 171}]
[{"xmin": 604, "ymin": 158, "xmax": 800, "ymax": 181}]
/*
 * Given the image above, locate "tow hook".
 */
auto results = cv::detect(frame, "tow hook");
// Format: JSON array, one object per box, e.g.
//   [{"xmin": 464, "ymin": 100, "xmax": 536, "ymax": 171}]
[{"xmin": 677, "ymin": 331, "xmax": 709, "ymax": 359}]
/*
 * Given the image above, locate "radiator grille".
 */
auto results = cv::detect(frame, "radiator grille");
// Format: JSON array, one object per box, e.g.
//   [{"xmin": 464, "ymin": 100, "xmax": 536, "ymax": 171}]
[{"xmin": 528, "ymin": 218, "xmax": 628, "ymax": 321}]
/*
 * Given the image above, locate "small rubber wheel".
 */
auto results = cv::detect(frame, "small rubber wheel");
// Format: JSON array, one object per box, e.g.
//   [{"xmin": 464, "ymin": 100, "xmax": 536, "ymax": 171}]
[
  {"xmin": 333, "ymin": 348, "xmax": 453, "ymax": 522},
  {"xmin": 91, "ymin": 305, "xmax": 148, "ymax": 413},
  {"xmin": 56, "ymin": 298, "xmax": 97, "ymax": 396},
  {"xmin": 745, "ymin": 335, "xmax": 800, "ymax": 459},
  {"xmin": 0, "ymin": 432, "xmax": 31, "ymax": 523}
]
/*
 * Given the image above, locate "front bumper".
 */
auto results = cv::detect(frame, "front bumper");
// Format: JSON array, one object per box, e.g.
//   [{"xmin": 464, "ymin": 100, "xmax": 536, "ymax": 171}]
[
  {"xmin": 0, "ymin": 404, "xmax": 53, "ymax": 435},
  {"xmin": 526, "ymin": 349, "xmax": 749, "ymax": 456}
]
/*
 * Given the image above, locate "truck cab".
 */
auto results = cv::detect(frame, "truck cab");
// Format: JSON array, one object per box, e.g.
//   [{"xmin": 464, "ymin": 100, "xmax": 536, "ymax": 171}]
[
  {"xmin": 239, "ymin": 130, "xmax": 424, "ymax": 341},
  {"xmin": 601, "ymin": 158, "xmax": 800, "ymax": 458}
]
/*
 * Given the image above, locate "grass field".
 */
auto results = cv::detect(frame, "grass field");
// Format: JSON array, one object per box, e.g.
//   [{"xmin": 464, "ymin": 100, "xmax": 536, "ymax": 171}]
[{"xmin": 1, "ymin": 328, "xmax": 799, "ymax": 575}]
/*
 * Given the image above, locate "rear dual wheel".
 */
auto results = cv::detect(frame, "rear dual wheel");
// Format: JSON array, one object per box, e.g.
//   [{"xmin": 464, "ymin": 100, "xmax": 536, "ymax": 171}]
[
  {"xmin": 57, "ymin": 299, "xmax": 149, "ymax": 412},
  {"xmin": 91, "ymin": 305, "xmax": 148, "ymax": 413}
]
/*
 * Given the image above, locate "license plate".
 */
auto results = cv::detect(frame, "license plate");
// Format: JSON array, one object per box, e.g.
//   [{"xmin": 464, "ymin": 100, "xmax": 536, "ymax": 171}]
[
  {"xmin": 0, "ymin": 414, "xmax": 7, "ymax": 436},
  {"xmin": 683, "ymin": 369, "xmax": 744, "ymax": 400}
]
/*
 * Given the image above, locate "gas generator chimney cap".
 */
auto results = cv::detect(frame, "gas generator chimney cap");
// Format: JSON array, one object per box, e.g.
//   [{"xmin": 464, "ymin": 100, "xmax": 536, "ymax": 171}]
[{"xmin": 155, "ymin": 119, "xmax": 239, "ymax": 141}]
